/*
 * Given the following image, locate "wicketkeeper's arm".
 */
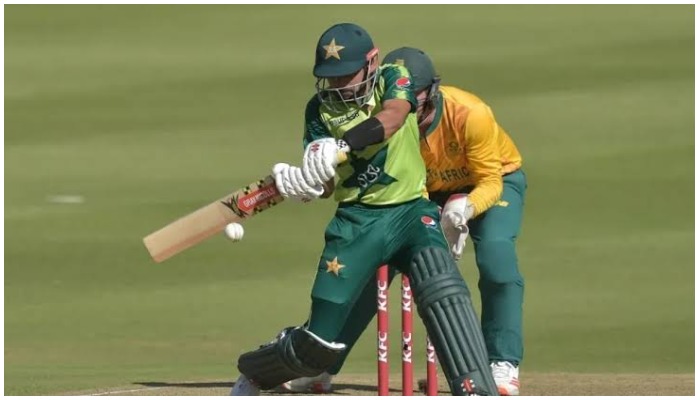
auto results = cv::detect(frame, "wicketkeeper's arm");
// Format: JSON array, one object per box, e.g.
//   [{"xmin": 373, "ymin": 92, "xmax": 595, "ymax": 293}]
[{"xmin": 463, "ymin": 104, "xmax": 503, "ymax": 217}]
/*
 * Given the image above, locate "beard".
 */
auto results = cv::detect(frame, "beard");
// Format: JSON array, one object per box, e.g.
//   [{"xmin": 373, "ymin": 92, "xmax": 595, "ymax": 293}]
[{"xmin": 338, "ymin": 88, "xmax": 357, "ymax": 100}]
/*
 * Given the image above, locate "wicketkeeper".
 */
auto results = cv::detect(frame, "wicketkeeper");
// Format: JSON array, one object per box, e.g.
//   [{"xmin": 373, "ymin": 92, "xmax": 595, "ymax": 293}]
[{"xmin": 384, "ymin": 47, "xmax": 526, "ymax": 395}]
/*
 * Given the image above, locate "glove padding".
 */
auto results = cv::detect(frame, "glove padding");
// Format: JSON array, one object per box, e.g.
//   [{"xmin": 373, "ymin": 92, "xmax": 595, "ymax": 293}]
[
  {"xmin": 273, "ymin": 163, "xmax": 324, "ymax": 202},
  {"xmin": 440, "ymin": 194, "xmax": 475, "ymax": 261},
  {"xmin": 302, "ymin": 138, "xmax": 341, "ymax": 187}
]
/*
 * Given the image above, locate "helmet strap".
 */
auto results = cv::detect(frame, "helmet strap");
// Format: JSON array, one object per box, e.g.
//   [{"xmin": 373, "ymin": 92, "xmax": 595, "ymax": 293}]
[{"xmin": 427, "ymin": 76, "xmax": 441, "ymax": 104}]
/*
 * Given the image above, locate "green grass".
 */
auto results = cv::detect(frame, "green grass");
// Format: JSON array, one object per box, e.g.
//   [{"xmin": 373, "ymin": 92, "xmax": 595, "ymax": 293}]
[{"xmin": 5, "ymin": 5, "xmax": 694, "ymax": 395}]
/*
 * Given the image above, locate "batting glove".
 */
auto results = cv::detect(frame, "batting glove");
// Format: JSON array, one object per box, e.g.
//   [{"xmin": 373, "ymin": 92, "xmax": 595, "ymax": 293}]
[
  {"xmin": 302, "ymin": 138, "xmax": 346, "ymax": 187},
  {"xmin": 272, "ymin": 163, "xmax": 324, "ymax": 202}
]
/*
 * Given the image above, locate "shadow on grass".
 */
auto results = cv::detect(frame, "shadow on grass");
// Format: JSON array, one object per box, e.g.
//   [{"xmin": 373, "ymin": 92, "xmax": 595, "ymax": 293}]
[
  {"xmin": 332, "ymin": 383, "xmax": 450, "ymax": 395},
  {"xmin": 133, "ymin": 381, "xmax": 450, "ymax": 395},
  {"xmin": 134, "ymin": 381, "xmax": 233, "ymax": 388},
  {"xmin": 331, "ymin": 382, "xmax": 377, "ymax": 393}
]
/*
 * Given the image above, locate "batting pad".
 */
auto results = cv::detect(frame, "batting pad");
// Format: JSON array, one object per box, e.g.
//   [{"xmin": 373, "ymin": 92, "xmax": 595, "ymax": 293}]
[
  {"xmin": 237, "ymin": 326, "xmax": 346, "ymax": 390},
  {"xmin": 408, "ymin": 246, "xmax": 499, "ymax": 396}
]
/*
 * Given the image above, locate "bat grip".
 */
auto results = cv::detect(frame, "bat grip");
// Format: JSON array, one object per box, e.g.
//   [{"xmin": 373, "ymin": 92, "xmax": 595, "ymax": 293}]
[{"xmin": 336, "ymin": 148, "xmax": 350, "ymax": 164}]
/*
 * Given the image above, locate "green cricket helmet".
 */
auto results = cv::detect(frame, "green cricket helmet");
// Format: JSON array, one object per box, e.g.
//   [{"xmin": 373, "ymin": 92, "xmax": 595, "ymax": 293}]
[
  {"xmin": 383, "ymin": 47, "xmax": 441, "ymax": 101},
  {"xmin": 313, "ymin": 23, "xmax": 380, "ymax": 111}
]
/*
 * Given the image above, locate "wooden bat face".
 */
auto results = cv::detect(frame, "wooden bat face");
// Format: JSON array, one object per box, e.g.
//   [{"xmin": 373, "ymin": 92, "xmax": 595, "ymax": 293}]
[
  {"xmin": 143, "ymin": 150, "xmax": 347, "ymax": 263},
  {"xmin": 143, "ymin": 175, "xmax": 284, "ymax": 263}
]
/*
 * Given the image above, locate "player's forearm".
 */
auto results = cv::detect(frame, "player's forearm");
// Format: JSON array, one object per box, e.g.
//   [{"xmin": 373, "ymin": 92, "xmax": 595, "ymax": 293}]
[
  {"xmin": 462, "ymin": 104, "xmax": 504, "ymax": 216},
  {"xmin": 464, "ymin": 149, "xmax": 503, "ymax": 216},
  {"xmin": 320, "ymin": 179, "xmax": 335, "ymax": 199},
  {"xmin": 374, "ymin": 100, "xmax": 411, "ymax": 138},
  {"xmin": 467, "ymin": 176, "xmax": 503, "ymax": 217},
  {"xmin": 341, "ymin": 99, "xmax": 411, "ymax": 150}
]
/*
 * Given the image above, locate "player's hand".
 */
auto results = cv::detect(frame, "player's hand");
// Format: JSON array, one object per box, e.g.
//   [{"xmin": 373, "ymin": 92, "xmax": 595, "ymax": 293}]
[
  {"xmin": 272, "ymin": 163, "xmax": 324, "ymax": 202},
  {"xmin": 440, "ymin": 194, "xmax": 475, "ymax": 260},
  {"xmin": 302, "ymin": 138, "xmax": 344, "ymax": 187}
]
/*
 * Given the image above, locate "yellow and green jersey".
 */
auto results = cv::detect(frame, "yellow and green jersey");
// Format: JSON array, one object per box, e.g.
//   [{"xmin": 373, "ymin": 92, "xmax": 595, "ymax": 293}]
[
  {"xmin": 304, "ymin": 64, "xmax": 427, "ymax": 206},
  {"xmin": 421, "ymin": 86, "xmax": 522, "ymax": 216}
]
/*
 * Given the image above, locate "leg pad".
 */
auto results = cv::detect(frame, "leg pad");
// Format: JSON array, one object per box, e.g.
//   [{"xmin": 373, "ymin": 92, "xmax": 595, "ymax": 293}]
[
  {"xmin": 238, "ymin": 327, "xmax": 345, "ymax": 390},
  {"xmin": 408, "ymin": 247, "xmax": 499, "ymax": 396}
]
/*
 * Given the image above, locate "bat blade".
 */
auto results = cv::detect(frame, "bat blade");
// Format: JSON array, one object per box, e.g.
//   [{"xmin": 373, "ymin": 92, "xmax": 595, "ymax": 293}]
[{"xmin": 143, "ymin": 175, "xmax": 284, "ymax": 263}]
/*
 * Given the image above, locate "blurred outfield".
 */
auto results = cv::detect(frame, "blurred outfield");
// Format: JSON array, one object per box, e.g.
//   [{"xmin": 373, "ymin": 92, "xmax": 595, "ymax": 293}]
[{"xmin": 4, "ymin": 5, "xmax": 694, "ymax": 395}]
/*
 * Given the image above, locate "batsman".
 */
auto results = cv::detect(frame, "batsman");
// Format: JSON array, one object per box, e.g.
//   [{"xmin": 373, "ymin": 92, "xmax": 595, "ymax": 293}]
[
  {"xmin": 229, "ymin": 23, "xmax": 498, "ymax": 396},
  {"xmin": 284, "ymin": 48, "xmax": 527, "ymax": 395}
]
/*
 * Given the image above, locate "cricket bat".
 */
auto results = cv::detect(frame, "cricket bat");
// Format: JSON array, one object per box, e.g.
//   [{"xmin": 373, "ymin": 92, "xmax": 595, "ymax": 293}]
[{"xmin": 143, "ymin": 151, "xmax": 347, "ymax": 263}]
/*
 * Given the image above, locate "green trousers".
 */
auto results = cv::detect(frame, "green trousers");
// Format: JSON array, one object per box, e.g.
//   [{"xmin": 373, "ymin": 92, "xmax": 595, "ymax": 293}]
[
  {"xmin": 467, "ymin": 169, "xmax": 527, "ymax": 365},
  {"xmin": 306, "ymin": 197, "xmax": 447, "ymax": 368},
  {"xmin": 322, "ymin": 169, "xmax": 527, "ymax": 373}
]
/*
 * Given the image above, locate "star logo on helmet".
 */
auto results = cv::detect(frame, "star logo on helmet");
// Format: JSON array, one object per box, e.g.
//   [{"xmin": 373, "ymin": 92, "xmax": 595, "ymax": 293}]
[{"xmin": 323, "ymin": 38, "xmax": 345, "ymax": 60}]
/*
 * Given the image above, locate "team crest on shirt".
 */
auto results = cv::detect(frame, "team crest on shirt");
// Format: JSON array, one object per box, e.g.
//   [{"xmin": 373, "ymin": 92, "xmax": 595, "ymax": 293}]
[
  {"xmin": 396, "ymin": 77, "xmax": 411, "ymax": 88},
  {"xmin": 421, "ymin": 216, "xmax": 437, "ymax": 228},
  {"xmin": 447, "ymin": 141, "xmax": 461, "ymax": 156}
]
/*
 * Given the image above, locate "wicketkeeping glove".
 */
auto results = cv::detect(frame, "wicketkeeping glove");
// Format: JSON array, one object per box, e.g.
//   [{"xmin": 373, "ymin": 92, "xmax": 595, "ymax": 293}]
[{"xmin": 440, "ymin": 194, "xmax": 475, "ymax": 261}]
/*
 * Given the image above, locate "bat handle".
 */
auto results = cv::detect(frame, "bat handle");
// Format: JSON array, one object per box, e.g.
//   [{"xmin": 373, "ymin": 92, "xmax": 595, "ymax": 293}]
[
  {"xmin": 336, "ymin": 151, "xmax": 347, "ymax": 164},
  {"xmin": 336, "ymin": 147, "xmax": 350, "ymax": 164}
]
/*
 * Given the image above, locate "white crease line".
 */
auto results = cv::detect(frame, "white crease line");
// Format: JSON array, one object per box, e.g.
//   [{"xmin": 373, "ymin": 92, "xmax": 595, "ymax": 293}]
[{"xmin": 87, "ymin": 386, "xmax": 166, "ymax": 396}]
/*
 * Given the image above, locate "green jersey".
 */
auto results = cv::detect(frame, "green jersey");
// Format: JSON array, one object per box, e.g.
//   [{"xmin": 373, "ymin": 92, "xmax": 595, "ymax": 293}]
[{"xmin": 303, "ymin": 65, "xmax": 427, "ymax": 206}]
